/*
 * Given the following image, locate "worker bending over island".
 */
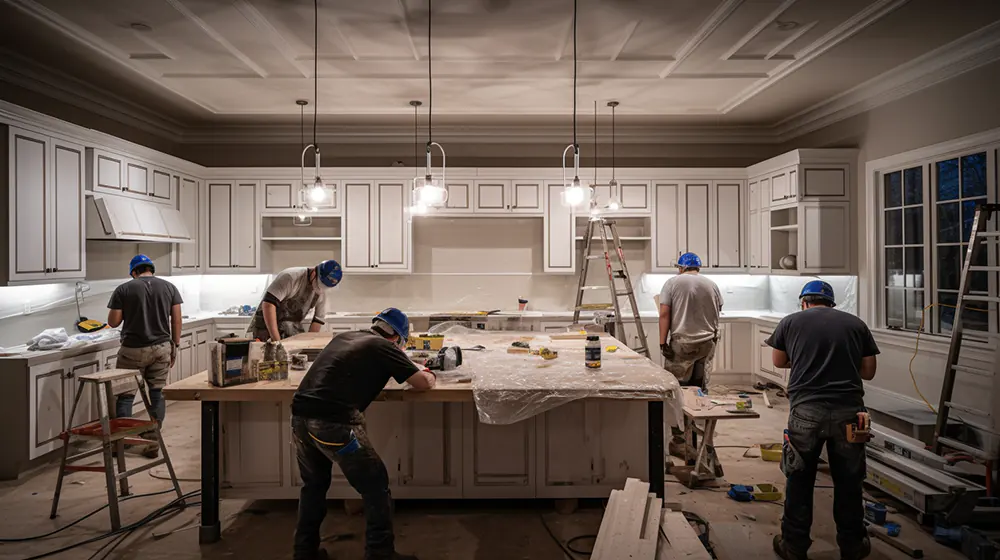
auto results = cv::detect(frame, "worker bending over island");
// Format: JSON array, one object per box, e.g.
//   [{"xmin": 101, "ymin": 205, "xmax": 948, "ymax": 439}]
[
  {"xmin": 248, "ymin": 260, "xmax": 342, "ymax": 341},
  {"xmin": 290, "ymin": 308, "xmax": 436, "ymax": 560},
  {"xmin": 767, "ymin": 280, "xmax": 879, "ymax": 560},
  {"xmin": 106, "ymin": 254, "xmax": 183, "ymax": 458},
  {"xmin": 658, "ymin": 252, "xmax": 723, "ymax": 390}
]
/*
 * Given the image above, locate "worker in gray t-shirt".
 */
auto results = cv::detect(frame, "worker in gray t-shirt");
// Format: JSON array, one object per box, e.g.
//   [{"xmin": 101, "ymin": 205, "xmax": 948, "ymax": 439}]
[{"xmin": 657, "ymin": 252, "xmax": 723, "ymax": 389}]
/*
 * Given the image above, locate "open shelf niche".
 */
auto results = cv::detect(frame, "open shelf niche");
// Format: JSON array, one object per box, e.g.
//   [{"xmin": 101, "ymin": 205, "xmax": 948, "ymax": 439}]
[
  {"xmin": 574, "ymin": 215, "xmax": 651, "ymax": 242},
  {"xmin": 769, "ymin": 206, "xmax": 798, "ymax": 271}
]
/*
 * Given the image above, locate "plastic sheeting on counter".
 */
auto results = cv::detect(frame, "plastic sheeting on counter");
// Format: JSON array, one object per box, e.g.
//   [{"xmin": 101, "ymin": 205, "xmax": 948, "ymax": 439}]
[{"xmin": 430, "ymin": 326, "xmax": 683, "ymax": 427}]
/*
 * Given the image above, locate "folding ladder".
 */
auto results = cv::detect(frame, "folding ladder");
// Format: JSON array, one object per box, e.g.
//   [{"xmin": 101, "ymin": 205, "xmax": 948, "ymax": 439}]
[
  {"xmin": 573, "ymin": 217, "xmax": 650, "ymax": 358},
  {"xmin": 932, "ymin": 203, "xmax": 1000, "ymax": 461}
]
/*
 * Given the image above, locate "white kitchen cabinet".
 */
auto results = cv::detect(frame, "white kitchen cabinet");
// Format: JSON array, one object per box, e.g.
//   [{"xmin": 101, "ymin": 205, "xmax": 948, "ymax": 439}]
[
  {"xmin": 3, "ymin": 127, "xmax": 85, "ymax": 285},
  {"xmin": 124, "ymin": 159, "xmax": 149, "ymax": 196},
  {"xmin": 342, "ymin": 181, "xmax": 411, "ymax": 273},
  {"xmin": 170, "ymin": 333, "xmax": 194, "ymax": 385},
  {"xmin": 577, "ymin": 181, "xmax": 651, "ymax": 216},
  {"xmin": 396, "ymin": 403, "xmax": 463, "ymax": 498},
  {"xmin": 544, "ymin": 183, "xmax": 575, "ymax": 273},
  {"xmin": 463, "ymin": 404, "xmax": 536, "ymax": 498},
  {"xmin": 207, "ymin": 181, "xmax": 259, "ymax": 271},
  {"xmin": 754, "ymin": 326, "xmax": 787, "ymax": 387},
  {"xmin": 471, "ymin": 180, "xmax": 544, "ymax": 215},
  {"xmin": 443, "ymin": 181, "xmax": 473, "ymax": 213},
  {"xmin": 264, "ymin": 182, "xmax": 293, "ymax": 209},
  {"xmin": 151, "ymin": 169, "xmax": 171, "ymax": 200},
  {"xmin": 800, "ymin": 201, "xmax": 851, "ymax": 274},
  {"xmin": 223, "ymin": 400, "xmax": 289, "ymax": 487},
  {"xmin": 710, "ymin": 182, "xmax": 743, "ymax": 269},
  {"xmin": 88, "ymin": 148, "xmax": 125, "ymax": 195},
  {"xmin": 194, "ymin": 326, "xmax": 211, "ymax": 376},
  {"xmin": 64, "ymin": 353, "xmax": 100, "ymax": 430},
  {"xmin": 174, "ymin": 176, "xmax": 202, "ymax": 272},
  {"xmin": 652, "ymin": 182, "xmax": 681, "ymax": 270},
  {"xmin": 29, "ymin": 361, "xmax": 66, "ymax": 459},
  {"xmin": 683, "ymin": 182, "xmax": 710, "ymax": 264}
]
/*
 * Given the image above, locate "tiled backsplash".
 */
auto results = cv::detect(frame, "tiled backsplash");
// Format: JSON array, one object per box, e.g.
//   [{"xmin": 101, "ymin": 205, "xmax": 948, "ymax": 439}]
[{"xmin": 0, "ymin": 271, "xmax": 857, "ymax": 349}]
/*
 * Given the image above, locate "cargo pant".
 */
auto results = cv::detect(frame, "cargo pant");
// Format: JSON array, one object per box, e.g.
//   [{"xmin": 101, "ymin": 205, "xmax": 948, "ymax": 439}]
[
  {"xmin": 781, "ymin": 402, "xmax": 868, "ymax": 559},
  {"xmin": 291, "ymin": 415, "xmax": 395, "ymax": 560},
  {"xmin": 115, "ymin": 341, "xmax": 172, "ymax": 423},
  {"xmin": 662, "ymin": 338, "xmax": 716, "ymax": 389}
]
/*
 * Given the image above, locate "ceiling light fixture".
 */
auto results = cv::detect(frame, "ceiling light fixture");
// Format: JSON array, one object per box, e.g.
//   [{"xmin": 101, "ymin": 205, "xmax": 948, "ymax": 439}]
[
  {"xmin": 605, "ymin": 100, "xmax": 621, "ymax": 212},
  {"xmin": 412, "ymin": 0, "xmax": 447, "ymax": 211},
  {"xmin": 561, "ymin": 0, "xmax": 591, "ymax": 208},
  {"xmin": 295, "ymin": 99, "xmax": 313, "ymax": 225},
  {"xmin": 299, "ymin": 0, "xmax": 329, "ymax": 212},
  {"xmin": 129, "ymin": 22, "xmax": 152, "ymax": 32},
  {"xmin": 409, "ymin": 100, "xmax": 429, "ymax": 215},
  {"xmin": 775, "ymin": 20, "xmax": 799, "ymax": 31}
]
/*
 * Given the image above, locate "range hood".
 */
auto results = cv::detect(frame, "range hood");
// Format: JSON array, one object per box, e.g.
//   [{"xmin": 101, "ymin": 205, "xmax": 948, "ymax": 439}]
[{"xmin": 86, "ymin": 195, "xmax": 193, "ymax": 243}]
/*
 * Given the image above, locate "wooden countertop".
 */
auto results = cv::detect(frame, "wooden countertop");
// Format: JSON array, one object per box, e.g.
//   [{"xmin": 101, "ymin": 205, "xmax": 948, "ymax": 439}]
[{"xmin": 163, "ymin": 330, "xmax": 676, "ymax": 404}]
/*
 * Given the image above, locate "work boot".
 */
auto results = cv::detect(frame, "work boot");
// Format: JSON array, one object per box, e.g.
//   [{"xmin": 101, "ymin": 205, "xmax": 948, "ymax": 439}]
[
  {"xmin": 139, "ymin": 430, "xmax": 160, "ymax": 459},
  {"xmin": 841, "ymin": 536, "xmax": 871, "ymax": 560},
  {"xmin": 772, "ymin": 534, "xmax": 808, "ymax": 560}
]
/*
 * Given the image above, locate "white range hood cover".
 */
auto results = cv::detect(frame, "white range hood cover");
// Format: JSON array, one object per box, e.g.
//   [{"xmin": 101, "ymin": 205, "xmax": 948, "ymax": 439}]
[{"xmin": 86, "ymin": 195, "xmax": 193, "ymax": 243}]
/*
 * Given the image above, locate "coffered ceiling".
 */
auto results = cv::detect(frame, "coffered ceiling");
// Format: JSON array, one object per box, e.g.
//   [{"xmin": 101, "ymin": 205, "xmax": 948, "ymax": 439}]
[{"xmin": 1, "ymin": 0, "xmax": 1000, "ymax": 143}]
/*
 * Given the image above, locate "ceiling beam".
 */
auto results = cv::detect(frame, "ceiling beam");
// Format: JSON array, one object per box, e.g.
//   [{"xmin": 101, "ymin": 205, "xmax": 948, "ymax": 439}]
[
  {"xmin": 164, "ymin": 0, "xmax": 269, "ymax": 78},
  {"xmin": 232, "ymin": 0, "xmax": 309, "ymax": 77},
  {"xmin": 659, "ymin": 0, "xmax": 745, "ymax": 78},
  {"xmin": 611, "ymin": 20, "xmax": 640, "ymax": 61},
  {"xmin": 719, "ymin": 0, "xmax": 798, "ymax": 61},
  {"xmin": 397, "ymin": 0, "xmax": 420, "ymax": 61}
]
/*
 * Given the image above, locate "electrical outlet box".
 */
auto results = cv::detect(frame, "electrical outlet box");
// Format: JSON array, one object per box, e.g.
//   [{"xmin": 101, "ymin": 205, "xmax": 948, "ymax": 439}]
[{"xmin": 23, "ymin": 301, "xmax": 31, "ymax": 314}]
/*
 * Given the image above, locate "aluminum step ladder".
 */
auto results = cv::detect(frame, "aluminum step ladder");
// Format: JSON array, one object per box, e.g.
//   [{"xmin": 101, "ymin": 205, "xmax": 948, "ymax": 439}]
[
  {"xmin": 572, "ymin": 217, "xmax": 650, "ymax": 358},
  {"xmin": 932, "ymin": 203, "xmax": 1000, "ymax": 461}
]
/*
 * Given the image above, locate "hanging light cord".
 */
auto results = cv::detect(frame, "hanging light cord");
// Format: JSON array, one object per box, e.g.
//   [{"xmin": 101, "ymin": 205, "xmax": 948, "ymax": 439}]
[
  {"xmin": 427, "ymin": 0, "xmax": 433, "ymax": 146},
  {"xmin": 572, "ymin": 0, "xmax": 577, "ymax": 151},
  {"xmin": 300, "ymin": 103, "xmax": 305, "ymax": 155},
  {"xmin": 312, "ymin": 0, "xmax": 319, "ymax": 149},
  {"xmin": 413, "ymin": 103, "xmax": 419, "ymax": 169},
  {"xmin": 611, "ymin": 103, "xmax": 616, "ymax": 182}
]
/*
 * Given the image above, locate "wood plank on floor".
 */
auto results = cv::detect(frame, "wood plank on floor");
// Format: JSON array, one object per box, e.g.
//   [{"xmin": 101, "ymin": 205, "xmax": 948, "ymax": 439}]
[
  {"xmin": 656, "ymin": 511, "xmax": 711, "ymax": 559},
  {"xmin": 594, "ymin": 478, "xmax": 660, "ymax": 560}
]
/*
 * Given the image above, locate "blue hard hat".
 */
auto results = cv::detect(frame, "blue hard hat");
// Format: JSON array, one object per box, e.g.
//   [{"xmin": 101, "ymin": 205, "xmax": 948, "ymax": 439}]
[
  {"xmin": 800, "ymin": 280, "xmax": 836, "ymax": 306},
  {"xmin": 374, "ymin": 307, "xmax": 409, "ymax": 341},
  {"xmin": 677, "ymin": 252, "xmax": 702, "ymax": 268},
  {"xmin": 317, "ymin": 259, "xmax": 343, "ymax": 288},
  {"xmin": 129, "ymin": 254, "xmax": 154, "ymax": 275}
]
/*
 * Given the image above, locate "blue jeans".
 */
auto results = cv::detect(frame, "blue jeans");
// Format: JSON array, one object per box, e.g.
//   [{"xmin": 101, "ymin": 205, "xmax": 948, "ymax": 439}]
[
  {"xmin": 781, "ymin": 402, "xmax": 867, "ymax": 558},
  {"xmin": 116, "ymin": 389, "xmax": 165, "ymax": 424},
  {"xmin": 291, "ymin": 416, "xmax": 395, "ymax": 560}
]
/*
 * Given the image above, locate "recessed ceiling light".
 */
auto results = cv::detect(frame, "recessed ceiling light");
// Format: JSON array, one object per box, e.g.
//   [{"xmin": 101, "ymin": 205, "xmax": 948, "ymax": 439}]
[
  {"xmin": 775, "ymin": 20, "xmax": 799, "ymax": 31},
  {"xmin": 130, "ymin": 22, "xmax": 152, "ymax": 32}
]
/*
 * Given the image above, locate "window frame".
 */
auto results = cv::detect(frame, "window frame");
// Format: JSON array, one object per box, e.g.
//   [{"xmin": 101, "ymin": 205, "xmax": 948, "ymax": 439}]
[{"xmin": 873, "ymin": 142, "xmax": 998, "ymax": 338}]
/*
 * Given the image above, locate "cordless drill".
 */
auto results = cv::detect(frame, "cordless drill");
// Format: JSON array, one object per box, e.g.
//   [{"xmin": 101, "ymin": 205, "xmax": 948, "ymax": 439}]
[{"xmin": 846, "ymin": 411, "xmax": 871, "ymax": 443}]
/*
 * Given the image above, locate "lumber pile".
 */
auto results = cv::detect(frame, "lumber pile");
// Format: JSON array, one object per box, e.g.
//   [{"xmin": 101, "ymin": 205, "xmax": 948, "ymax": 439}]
[{"xmin": 592, "ymin": 478, "xmax": 711, "ymax": 560}]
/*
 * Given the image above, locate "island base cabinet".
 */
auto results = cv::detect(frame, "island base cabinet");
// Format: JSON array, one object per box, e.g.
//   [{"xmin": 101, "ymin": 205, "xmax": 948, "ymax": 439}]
[
  {"xmin": 462, "ymin": 404, "xmax": 536, "ymax": 498},
  {"xmin": 222, "ymin": 400, "xmax": 291, "ymax": 493},
  {"xmin": 396, "ymin": 403, "xmax": 463, "ymax": 499}
]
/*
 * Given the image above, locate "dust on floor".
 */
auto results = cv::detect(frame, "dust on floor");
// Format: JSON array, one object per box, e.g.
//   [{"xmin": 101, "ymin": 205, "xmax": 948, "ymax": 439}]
[{"xmin": 0, "ymin": 391, "xmax": 966, "ymax": 559}]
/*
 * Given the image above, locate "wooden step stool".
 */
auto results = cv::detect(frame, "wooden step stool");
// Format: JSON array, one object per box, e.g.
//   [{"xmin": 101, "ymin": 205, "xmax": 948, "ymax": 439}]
[{"xmin": 49, "ymin": 368, "xmax": 184, "ymax": 530}]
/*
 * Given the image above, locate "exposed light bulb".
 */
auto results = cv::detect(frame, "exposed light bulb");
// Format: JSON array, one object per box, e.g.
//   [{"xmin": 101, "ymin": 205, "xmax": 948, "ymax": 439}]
[
  {"xmin": 564, "ymin": 184, "xmax": 586, "ymax": 207},
  {"xmin": 308, "ymin": 179, "xmax": 326, "ymax": 203},
  {"xmin": 606, "ymin": 198, "xmax": 621, "ymax": 211},
  {"xmin": 411, "ymin": 201, "xmax": 429, "ymax": 215},
  {"xmin": 298, "ymin": 214, "xmax": 306, "ymax": 220}
]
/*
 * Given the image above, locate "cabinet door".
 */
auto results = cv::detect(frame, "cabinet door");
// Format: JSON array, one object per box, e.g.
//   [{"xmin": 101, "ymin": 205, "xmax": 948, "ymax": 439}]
[
  {"xmin": 801, "ymin": 202, "xmax": 850, "ymax": 273},
  {"xmin": 619, "ymin": 182, "xmax": 650, "ymax": 211},
  {"xmin": 442, "ymin": 181, "xmax": 473, "ymax": 213},
  {"xmin": 653, "ymin": 183, "xmax": 680, "ymax": 269},
  {"xmin": 771, "ymin": 170, "xmax": 790, "ymax": 202},
  {"xmin": 223, "ymin": 401, "xmax": 287, "ymax": 486},
  {"xmin": 748, "ymin": 180, "xmax": 759, "ymax": 211},
  {"xmin": 590, "ymin": 183, "xmax": 613, "ymax": 209},
  {"xmin": 463, "ymin": 404, "xmax": 535, "ymax": 498},
  {"xmin": 374, "ymin": 182, "xmax": 408, "ymax": 270},
  {"xmin": 264, "ymin": 182, "xmax": 293, "ymax": 209},
  {"xmin": 231, "ymin": 182, "xmax": 258, "ymax": 268},
  {"xmin": 194, "ymin": 328, "xmax": 210, "ymax": 376},
  {"xmin": 94, "ymin": 150, "xmax": 124, "ymax": 193},
  {"xmin": 712, "ymin": 182, "xmax": 742, "ymax": 269},
  {"xmin": 30, "ymin": 362, "xmax": 65, "ymax": 459},
  {"xmin": 749, "ymin": 211, "xmax": 760, "ymax": 268},
  {"xmin": 543, "ymin": 183, "xmax": 574, "ymax": 273},
  {"xmin": 536, "ymin": 402, "xmax": 596, "ymax": 492},
  {"xmin": 208, "ymin": 182, "xmax": 233, "ymax": 268},
  {"xmin": 343, "ymin": 182, "xmax": 373, "ymax": 270},
  {"xmin": 176, "ymin": 177, "xmax": 201, "ymax": 269},
  {"xmin": 757, "ymin": 329, "xmax": 774, "ymax": 374},
  {"xmin": 396, "ymin": 403, "xmax": 462, "ymax": 498},
  {"xmin": 760, "ymin": 178, "xmax": 771, "ymax": 210},
  {"xmin": 125, "ymin": 160, "xmax": 149, "ymax": 195},
  {"xmin": 760, "ymin": 210, "xmax": 771, "ymax": 270},
  {"xmin": 151, "ymin": 169, "xmax": 171, "ymax": 200},
  {"xmin": 474, "ymin": 181, "xmax": 508, "ymax": 212},
  {"xmin": 11, "ymin": 128, "xmax": 49, "ymax": 278},
  {"xmin": 511, "ymin": 182, "xmax": 542, "ymax": 213},
  {"xmin": 172, "ymin": 334, "xmax": 193, "ymax": 383},
  {"xmin": 64, "ymin": 355, "xmax": 99, "ymax": 429},
  {"xmin": 50, "ymin": 140, "xmax": 85, "ymax": 277},
  {"xmin": 684, "ymin": 183, "xmax": 710, "ymax": 264}
]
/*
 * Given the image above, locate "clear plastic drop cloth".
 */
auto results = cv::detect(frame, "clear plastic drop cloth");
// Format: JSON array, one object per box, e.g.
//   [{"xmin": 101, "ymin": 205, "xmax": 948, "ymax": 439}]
[{"xmin": 428, "ymin": 329, "xmax": 683, "ymax": 426}]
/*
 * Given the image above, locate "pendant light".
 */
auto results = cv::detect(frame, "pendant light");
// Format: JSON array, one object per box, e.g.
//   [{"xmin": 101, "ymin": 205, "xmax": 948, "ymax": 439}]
[
  {"xmin": 409, "ymin": 100, "xmax": 429, "ymax": 215},
  {"xmin": 295, "ymin": 99, "xmax": 313, "ymax": 225},
  {"xmin": 412, "ymin": 0, "xmax": 447, "ymax": 209},
  {"xmin": 561, "ymin": 0, "xmax": 591, "ymax": 208},
  {"xmin": 298, "ymin": 0, "xmax": 328, "ymax": 211},
  {"xmin": 605, "ymin": 101, "xmax": 621, "ymax": 212}
]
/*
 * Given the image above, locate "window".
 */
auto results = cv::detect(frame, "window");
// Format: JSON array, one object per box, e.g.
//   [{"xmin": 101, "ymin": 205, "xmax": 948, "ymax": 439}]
[{"xmin": 878, "ymin": 146, "xmax": 998, "ymax": 336}]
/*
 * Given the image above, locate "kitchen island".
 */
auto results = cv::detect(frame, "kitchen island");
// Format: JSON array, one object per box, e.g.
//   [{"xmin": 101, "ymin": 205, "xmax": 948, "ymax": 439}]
[{"xmin": 163, "ymin": 330, "xmax": 681, "ymax": 544}]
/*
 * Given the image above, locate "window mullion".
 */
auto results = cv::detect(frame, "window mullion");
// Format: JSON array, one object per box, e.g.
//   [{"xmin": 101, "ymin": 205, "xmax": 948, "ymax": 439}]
[{"xmin": 922, "ymin": 162, "xmax": 933, "ymax": 334}]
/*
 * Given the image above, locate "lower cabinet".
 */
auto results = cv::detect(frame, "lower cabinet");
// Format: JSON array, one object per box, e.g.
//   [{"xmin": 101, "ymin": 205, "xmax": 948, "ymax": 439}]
[
  {"xmin": 396, "ymin": 403, "xmax": 463, "ymax": 498},
  {"xmin": 754, "ymin": 326, "xmax": 788, "ymax": 387},
  {"xmin": 223, "ymin": 400, "xmax": 291, "ymax": 490},
  {"xmin": 462, "ymin": 404, "xmax": 536, "ymax": 498},
  {"xmin": 64, "ymin": 353, "xmax": 100, "ymax": 429},
  {"xmin": 30, "ymin": 361, "xmax": 66, "ymax": 460}
]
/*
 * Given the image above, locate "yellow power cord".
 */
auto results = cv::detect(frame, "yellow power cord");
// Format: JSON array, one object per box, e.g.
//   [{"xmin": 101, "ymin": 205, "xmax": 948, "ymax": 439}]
[{"xmin": 908, "ymin": 302, "xmax": 990, "ymax": 413}]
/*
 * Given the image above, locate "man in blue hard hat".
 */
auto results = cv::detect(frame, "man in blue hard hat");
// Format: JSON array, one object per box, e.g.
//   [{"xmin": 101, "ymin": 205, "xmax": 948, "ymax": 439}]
[
  {"xmin": 248, "ymin": 260, "xmax": 342, "ymax": 341},
  {"xmin": 767, "ymin": 280, "xmax": 879, "ymax": 560},
  {"xmin": 106, "ymin": 254, "xmax": 183, "ymax": 458},
  {"xmin": 657, "ymin": 252, "xmax": 724, "ymax": 390},
  {"xmin": 290, "ymin": 308, "xmax": 436, "ymax": 560}
]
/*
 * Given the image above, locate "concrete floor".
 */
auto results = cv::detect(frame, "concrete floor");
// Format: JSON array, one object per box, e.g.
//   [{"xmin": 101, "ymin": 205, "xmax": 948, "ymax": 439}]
[{"xmin": 0, "ymin": 389, "xmax": 968, "ymax": 560}]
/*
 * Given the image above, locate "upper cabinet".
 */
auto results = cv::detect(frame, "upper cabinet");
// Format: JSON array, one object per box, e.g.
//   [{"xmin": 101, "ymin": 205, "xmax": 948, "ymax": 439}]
[
  {"xmin": 86, "ymin": 148, "xmax": 174, "ymax": 205},
  {"xmin": 342, "ymin": 181, "xmax": 412, "ymax": 273},
  {"xmin": 207, "ymin": 181, "xmax": 259, "ymax": 272},
  {"xmin": 652, "ymin": 180, "xmax": 743, "ymax": 272},
  {"xmin": 468, "ymin": 180, "xmax": 544, "ymax": 215},
  {"xmin": 174, "ymin": 176, "xmax": 204, "ymax": 273},
  {"xmin": 2, "ymin": 126, "xmax": 86, "ymax": 285},
  {"xmin": 578, "ymin": 181, "xmax": 651, "ymax": 216},
  {"xmin": 543, "ymin": 182, "xmax": 575, "ymax": 274},
  {"xmin": 262, "ymin": 180, "xmax": 340, "ymax": 214}
]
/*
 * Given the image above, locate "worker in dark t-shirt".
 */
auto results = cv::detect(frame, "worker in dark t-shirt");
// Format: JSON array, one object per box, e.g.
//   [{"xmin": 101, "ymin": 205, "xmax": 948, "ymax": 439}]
[
  {"xmin": 290, "ymin": 308, "xmax": 435, "ymax": 560},
  {"xmin": 766, "ymin": 280, "xmax": 880, "ymax": 560}
]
